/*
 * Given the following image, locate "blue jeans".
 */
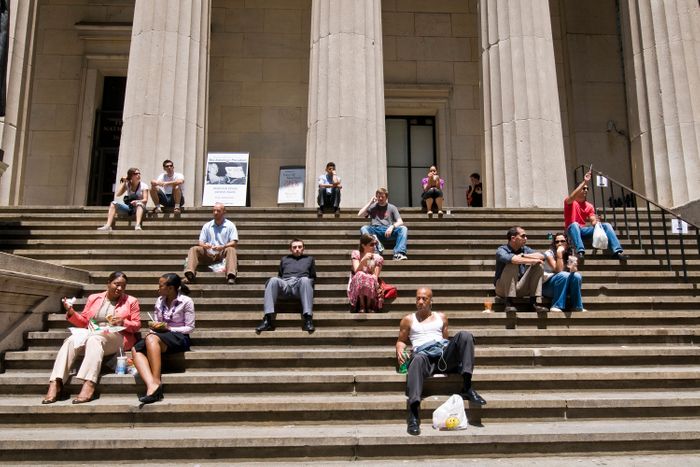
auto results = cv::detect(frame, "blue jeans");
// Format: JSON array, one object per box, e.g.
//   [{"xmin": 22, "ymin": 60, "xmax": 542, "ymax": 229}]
[
  {"xmin": 567, "ymin": 222, "xmax": 622, "ymax": 254},
  {"xmin": 543, "ymin": 272, "xmax": 583, "ymax": 310},
  {"xmin": 360, "ymin": 225, "xmax": 408, "ymax": 255}
]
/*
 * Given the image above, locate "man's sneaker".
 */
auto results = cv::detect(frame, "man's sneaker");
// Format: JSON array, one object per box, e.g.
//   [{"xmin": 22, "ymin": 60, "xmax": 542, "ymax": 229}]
[
  {"xmin": 97, "ymin": 225, "xmax": 112, "ymax": 232},
  {"xmin": 549, "ymin": 306, "xmax": 563, "ymax": 312},
  {"xmin": 134, "ymin": 224, "xmax": 142, "ymax": 231},
  {"xmin": 393, "ymin": 253, "xmax": 408, "ymax": 261}
]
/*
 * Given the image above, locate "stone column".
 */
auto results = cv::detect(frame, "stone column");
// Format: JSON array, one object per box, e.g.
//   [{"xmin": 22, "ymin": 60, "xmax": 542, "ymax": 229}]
[
  {"xmin": 621, "ymin": 0, "xmax": 700, "ymax": 208},
  {"xmin": 479, "ymin": 0, "xmax": 568, "ymax": 208},
  {"xmin": 305, "ymin": 0, "xmax": 386, "ymax": 208},
  {"xmin": 0, "ymin": 0, "xmax": 38, "ymax": 205},
  {"xmin": 117, "ymin": 0, "xmax": 210, "ymax": 205}
]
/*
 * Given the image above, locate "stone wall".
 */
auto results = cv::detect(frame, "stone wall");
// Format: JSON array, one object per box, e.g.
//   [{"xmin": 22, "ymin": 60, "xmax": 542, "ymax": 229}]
[
  {"xmin": 208, "ymin": 0, "xmax": 311, "ymax": 207},
  {"xmin": 382, "ymin": 0, "xmax": 480, "ymax": 207},
  {"xmin": 22, "ymin": 0, "xmax": 134, "ymax": 205}
]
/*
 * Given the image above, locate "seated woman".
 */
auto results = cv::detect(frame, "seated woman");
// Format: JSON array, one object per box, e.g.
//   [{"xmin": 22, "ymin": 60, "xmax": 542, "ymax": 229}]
[
  {"xmin": 543, "ymin": 233, "xmax": 586, "ymax": 312},
  {"xmin": 42, "ymin": 271, "xmax": 141, "ymax": 404},
  {"xmin": 348, "ymin": 234, "xmax": 384, "ymax": 313},
  {"xmin": 97, "ymin": 167, "xmax": 148, "ymax": 232},
  {"xmin": 132, "ymin": 273, "xmax": 195, "ymax": 404},
  {"xmin": 421, "ymin": 165, "xmax": 445, "ymax": 217}
]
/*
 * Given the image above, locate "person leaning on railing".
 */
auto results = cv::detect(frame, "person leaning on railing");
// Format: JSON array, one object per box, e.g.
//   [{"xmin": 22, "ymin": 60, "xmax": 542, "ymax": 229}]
[{"xmin": 564, "ymin": 169, "xmax": 628, "ymax": 264}]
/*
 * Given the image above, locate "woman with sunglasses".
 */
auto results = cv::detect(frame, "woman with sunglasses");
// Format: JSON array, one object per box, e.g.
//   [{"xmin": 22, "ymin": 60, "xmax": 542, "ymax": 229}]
[
  {"xmin": 97, "ymin": 167, "xmax": 148, "ymax": 231},
  {"xmin": 132, "ymin": 273, "xmax": 195, "ymax": 404},
  {"xmin": 347, "ymin": 234, "xmax": 384, "ymax": 313},
  {"xmin": 543, "ymin": 233, "xmax": 586, "ymax": 312}
]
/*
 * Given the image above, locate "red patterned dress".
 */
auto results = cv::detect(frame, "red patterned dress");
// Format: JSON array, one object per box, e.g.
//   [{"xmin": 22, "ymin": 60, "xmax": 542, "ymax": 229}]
[{"xmin": 347, "ymin": 250, "xmax": 384, "ymax": 311}]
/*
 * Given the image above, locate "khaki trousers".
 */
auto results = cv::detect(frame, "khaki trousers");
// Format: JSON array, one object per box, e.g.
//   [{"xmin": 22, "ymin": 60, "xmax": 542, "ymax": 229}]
[
  {"xmin": 49, "ymin": 332, "xmax": 123, "ymax": 383},
  {"xmin": 495, "ymin": 263, "xmax": 544, "ymax": 299},
  {"xmin": 185, "ymin": 246, "xmax": 238, "ymax": 277}
]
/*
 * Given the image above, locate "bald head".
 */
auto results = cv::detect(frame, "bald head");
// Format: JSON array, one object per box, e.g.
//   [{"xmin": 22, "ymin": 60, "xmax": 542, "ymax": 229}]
[{"xmin": 415, "ymin": 288, "xmax": 433, "ymax": 314}]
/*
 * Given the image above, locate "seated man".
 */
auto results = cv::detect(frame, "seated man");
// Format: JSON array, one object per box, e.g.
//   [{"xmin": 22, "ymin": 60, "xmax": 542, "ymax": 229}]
[
  {"xmin": 494, "ymin": 226, "xmax": 547, "ymax": 312},
  {"xmin": 358, "ymin": 188, "xmax": 408, "ymax": 260},
  {"xmin": 317, "ymin": 161, "xmax": 342, "ymax": 215},
  {"xmin": 184, "ymin": 202, "xmax": 238, "ymax": 285},
  {"xmin": 150, "ymin": 159, "xmax": 185, "ymax": 213},
  {"xmin": 396, "ymin": 287, "xmax": 486, "ymax": 436},
  {"xmin": 255, "ymin": 238, "xmax": 316, "ymax": 334},
  {"xmin": 565, "ymin": 169, "xmax": 628, "ymax": 263}
]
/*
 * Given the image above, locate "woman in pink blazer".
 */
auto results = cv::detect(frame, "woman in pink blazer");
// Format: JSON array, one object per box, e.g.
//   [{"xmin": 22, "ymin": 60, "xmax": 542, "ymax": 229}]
[{"xmin": 42, "ymin": 271, "xmax": 141, "ymax": 404}]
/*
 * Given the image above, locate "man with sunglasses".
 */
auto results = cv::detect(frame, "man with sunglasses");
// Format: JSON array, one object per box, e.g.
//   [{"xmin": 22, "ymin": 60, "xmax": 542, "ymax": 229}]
[
  {"xmin": 565, "ymin": 170, "xmax": 628, "ymax": 263},
  {"xmin": 494, "ymin": 226, "xmax": 547, "ymax": 312},
  {"xmin": 150, "ymin": 159, "xmax": 185, "ymax": 214}
]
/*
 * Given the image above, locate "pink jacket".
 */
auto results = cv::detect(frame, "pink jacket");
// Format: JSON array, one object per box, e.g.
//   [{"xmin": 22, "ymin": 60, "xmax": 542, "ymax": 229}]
[{"xmin": 67, "ymin": 292, "xmax": 141, "ymax": 350}]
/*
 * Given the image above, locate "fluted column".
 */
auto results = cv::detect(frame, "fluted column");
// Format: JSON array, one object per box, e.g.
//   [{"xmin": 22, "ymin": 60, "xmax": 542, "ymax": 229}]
[
  {"xmin": 0, "ymin": 0, "xmax": 38, "ymax": 205},
  {"xmin": 117, "ymin": 0, "xmax": 210, "ymax": 205},
  {"xmin": 305, "ymin": 0, "xmax": 386, "ymax": 208},
  {"xmin": 621, "ymin": 0, "xmax": 700, "ymax": 208},
  {"xmin": 480, "ymin": 0, "xmax": 568, "ymax": 208}
]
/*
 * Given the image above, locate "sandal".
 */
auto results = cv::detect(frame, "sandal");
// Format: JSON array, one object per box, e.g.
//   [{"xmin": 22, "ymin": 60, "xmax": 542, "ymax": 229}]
[
  {"xmin": 152, "ymin": 206, "xmax": 162, "ymax": 214},
  {"xmin": 173, "ymin": 207, "xmax": 181, "ymax": 215},
  {"xmin": 41, "ymin": 381, "xmax": 64, "ymax": 404}
]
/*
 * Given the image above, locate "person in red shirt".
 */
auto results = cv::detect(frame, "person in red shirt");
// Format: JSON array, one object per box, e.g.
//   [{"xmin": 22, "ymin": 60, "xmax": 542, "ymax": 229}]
[{"xmin": 565, "ymin": 170, "xmax": 628, "ymax": 263}]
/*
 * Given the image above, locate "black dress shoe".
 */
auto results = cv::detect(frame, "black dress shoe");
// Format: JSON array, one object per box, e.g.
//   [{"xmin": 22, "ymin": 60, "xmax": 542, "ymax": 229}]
[
  {"xmin": 302, "ymin": 315, "xmax": 315, "ymax": 333},
  {"xmin": 576, "ymin": 251, "xmax": 585, "ymax": 265},
  {"xmin": 461, "ymin": 387, "xmax": 487, "ymax": 406},
  {"xmin": 139, "ymin": 385, "xmax": 164, "ymax": 404},
  {"xmin": 504, "ymin": 305, "xmax": 517, "ymax": 313},
  {"xmin": 406, "ymin": 412, "xmax": 421, "ymax": 436},
  {"xmin": 530, "ymin": 303, "xmax": 549, "ymax": 313},
  {"xmin": 613, "ymin": 252, "xmax": 629, "ymax": 261},
  {"xmin": 255, "ymin": 314, "xmax": 276, "ymax": 334}
]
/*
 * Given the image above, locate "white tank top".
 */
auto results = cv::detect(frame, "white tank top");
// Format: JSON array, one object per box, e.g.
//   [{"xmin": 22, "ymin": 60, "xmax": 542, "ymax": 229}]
[{"xmin": 409, "ymin": 312, "xmax": 444, "ymax": 348}]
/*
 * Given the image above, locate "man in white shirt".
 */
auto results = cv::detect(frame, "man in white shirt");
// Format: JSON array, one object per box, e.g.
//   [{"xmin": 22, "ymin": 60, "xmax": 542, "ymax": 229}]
[
  {"xmin": 396, "ymin": 288, "xmax": 486, "ymax": 436},
  {"xmin": 150, "ymin": 159, "xmax": 185, "ymax": 213},
  {"xmin": 184, "ymin": 203, "xmax": 238, "ymax": 285},
  {"xmin": 317, "ymin": 162, "xmax": 342, "ymax": 215}
]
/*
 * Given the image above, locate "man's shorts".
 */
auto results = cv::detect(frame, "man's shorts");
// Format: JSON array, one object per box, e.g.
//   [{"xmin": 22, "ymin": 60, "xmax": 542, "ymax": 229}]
[{"xmin": 157, "ymin": 190, "xmax": 185, "ymax": 207}]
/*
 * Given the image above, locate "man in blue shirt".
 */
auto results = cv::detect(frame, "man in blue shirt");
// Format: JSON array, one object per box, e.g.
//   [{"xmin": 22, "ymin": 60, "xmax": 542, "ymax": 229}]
[
  {"xmin": 494, "ymin": 226, "xmax": 547, "ymax": 312},
  {"xmin": 317, "ymin": 162, "xmax": 342, "ymax": 215},
  {"xmin": 184, "ymin": 202, "xmax": 238, "ymax": 284}
]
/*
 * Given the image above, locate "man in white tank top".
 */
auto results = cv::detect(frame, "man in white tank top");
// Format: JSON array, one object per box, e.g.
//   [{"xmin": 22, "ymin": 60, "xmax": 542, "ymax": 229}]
[{"xmin": 396, "ymin": 288, "xmax": 486, "ymax": 436}]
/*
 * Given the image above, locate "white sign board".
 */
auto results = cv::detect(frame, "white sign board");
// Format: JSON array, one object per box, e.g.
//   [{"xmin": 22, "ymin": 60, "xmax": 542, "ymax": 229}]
[
  {"xmin": 671, "ymin": 219, "xmax": 689, "ymax": 234},
  {"xmin": 277, "ymin": 166, "xmax": 305, "ymax": 204},
  {"xmin": 202, "ymin": 152, "xmax": 249, "ymax": 206},
  {"xmin": 596, "ymin": 175, "xmax": 608, "ymax": 187}
]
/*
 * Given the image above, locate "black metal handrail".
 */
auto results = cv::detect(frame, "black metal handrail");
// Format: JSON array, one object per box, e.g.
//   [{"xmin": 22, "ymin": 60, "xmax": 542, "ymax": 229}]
[{"xmin": 573, "ymin": 165, "xmax": 699, "ymax": 282}]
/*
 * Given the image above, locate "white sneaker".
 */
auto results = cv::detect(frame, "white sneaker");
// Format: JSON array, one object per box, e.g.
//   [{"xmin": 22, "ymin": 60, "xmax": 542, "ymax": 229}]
[
  {"xmin": 97, "ymin": 225, "xmax": 112, "ymax": 232},
  {"xmin": 135, "ymin": 224, "xmax": 142, "ymax": 231},
  {"xmin": 549, "ymin": 306, "xmax": 563, "ymax": 312},
  {"xmin": 393, "ymin": 253, "xmax": 408, "ymax": 261}
]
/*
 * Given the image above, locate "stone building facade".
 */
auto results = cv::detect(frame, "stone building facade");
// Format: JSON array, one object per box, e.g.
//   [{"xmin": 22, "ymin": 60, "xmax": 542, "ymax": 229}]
[{"xmin": 0, "ymin": 0, "xmax": 697, "ymax": 209}]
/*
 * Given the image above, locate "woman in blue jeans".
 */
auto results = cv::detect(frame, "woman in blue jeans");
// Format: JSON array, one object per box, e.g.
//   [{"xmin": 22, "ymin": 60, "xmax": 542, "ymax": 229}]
[{"xmin": 543, "ymin": 233, "xmax": 586, "ymax": 312}]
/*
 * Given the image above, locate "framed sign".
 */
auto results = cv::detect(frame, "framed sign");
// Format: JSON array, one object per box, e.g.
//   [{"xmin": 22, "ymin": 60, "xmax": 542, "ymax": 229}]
[
  {"xmin": 203, "ymin": 152, "xmax": 249, "ymax": 206},
  {"xmin": 671, "ymin": 218, "xmax": 689, "ymax": 234},
  {"xmin": 277, "ymin": 166, "xmax": 305, "ymax": 204}
]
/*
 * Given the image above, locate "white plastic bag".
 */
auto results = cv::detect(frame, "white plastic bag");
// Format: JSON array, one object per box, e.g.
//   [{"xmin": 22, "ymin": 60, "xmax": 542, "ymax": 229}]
[
  {"xmin": 209, "ymin": 259, "xmax": 226, "ymax": 273},
  {"xmin": 592, "ymin": 223, "xmax": 608, "ymax": 250},
  {"xmin": 432, "ymin": 394, "xmax": 469, "ymax": 430}
]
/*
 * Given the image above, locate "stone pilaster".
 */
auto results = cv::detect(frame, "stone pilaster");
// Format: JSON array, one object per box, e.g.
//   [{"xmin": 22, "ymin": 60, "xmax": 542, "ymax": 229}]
[
  {"xmin": 117, "ymin": 0, "xmax": 210, "ymax": 205},
  {"xmin": 621, "ymin": 0, "xmax": 700, "ymax": 208},
  {"xmin": 0, "ymin": 0, "xmax": 38, "ymax": 205},
  {"xmin": 479, "ymin": 0, "xmax": 568, "ymax": 208},
  {"xmin": 305, "ymin": 0, "xmax": 386, "ymax": 208}
]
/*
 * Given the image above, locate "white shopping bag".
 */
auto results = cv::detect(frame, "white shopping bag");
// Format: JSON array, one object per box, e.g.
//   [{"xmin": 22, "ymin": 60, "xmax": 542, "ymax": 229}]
[
  {"xmin": 592, "ymin": 223, "xmax": 608, "ymax": 250},
  {"xmin": 209, "ymin": 259, "xmax": 226, "ymax": 273},
  {"xmin": 432, "ymin": 394, "xmax": 469, "ymax": 430}
]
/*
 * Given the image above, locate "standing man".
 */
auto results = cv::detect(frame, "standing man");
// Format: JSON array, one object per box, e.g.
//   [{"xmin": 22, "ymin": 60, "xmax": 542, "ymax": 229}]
[
  {"xmin": 565, "ymin": 170, "xmax": 628, "ymax": 263},
  {"xmin": 494, "ymin": 226, "xmax": 548, "ymax": 312},
  {"xmin": 358, "ymin": 188, "xmax": 409, "ymax": 260},
  {"xmin": 150, "ymin": 159, "xmax": 185, "ymax": 214},
  {"xmin": 255, "ymin": 238, "xmax": 316, "ymax": 334},
  {"xmin": 184, "ymin": 202, "xmax": 238, "ymax": 285},
  {"xmin": 317, "ymin": 161, "xmax": 342, "ymax": 215},
  {"xmin": 396, "ymin": 287, "xmax": 486, "ymax": 436}
]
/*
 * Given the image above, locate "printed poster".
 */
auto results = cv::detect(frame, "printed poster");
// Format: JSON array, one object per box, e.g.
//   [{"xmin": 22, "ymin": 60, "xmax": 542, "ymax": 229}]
[{"xmin": 203, "ymin": 152, "xmax": 249, "ymax": 206}]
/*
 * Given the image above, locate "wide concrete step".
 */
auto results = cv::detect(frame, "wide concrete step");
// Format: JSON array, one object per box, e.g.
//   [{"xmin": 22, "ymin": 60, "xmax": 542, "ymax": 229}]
[
  {"xmin": 0, "ymin": 419, "xmax": 698, "ymax": 462},
  {"xmin": 7, "ymin": 345, "xmax": 700, "ymax": 371},
  {"xmin": 1, "ymin": 389, "xmax": 699, "ymax": 426}
]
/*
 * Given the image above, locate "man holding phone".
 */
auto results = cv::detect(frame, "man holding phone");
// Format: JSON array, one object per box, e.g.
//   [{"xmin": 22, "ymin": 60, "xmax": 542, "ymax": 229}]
[{"xmin": 565, "ymin": 169, "xmax": 628, "ymax": 263}]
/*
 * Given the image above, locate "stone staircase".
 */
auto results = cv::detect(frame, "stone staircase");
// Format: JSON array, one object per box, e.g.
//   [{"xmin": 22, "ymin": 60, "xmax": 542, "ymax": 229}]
[{"xmin": 0, "ymin": 206, "xmax": 699, "ymax": 463}]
